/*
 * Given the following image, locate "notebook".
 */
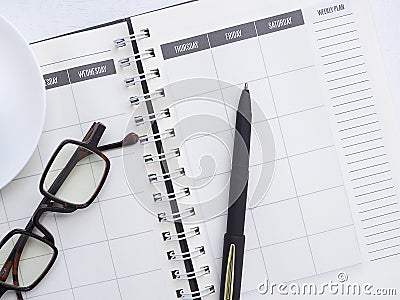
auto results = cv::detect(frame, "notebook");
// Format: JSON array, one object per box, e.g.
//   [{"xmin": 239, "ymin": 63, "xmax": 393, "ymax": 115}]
[{"xmin": 2, "ymin": 0, "xmax": 400, "ymax": 299}]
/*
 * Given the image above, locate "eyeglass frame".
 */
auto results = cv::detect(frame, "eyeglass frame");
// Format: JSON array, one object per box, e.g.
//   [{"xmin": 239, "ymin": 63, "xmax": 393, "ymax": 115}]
[
  {"xmin": 0, "ymin": 229, "xmax": 58, "ymax": 291},
  {"xmin": 0, "ymin": 122, "xmax": 137, "ymax": 299},
  {"xmin": 39, "ymin": 138, "xmax": 110, "ymax": 210}
]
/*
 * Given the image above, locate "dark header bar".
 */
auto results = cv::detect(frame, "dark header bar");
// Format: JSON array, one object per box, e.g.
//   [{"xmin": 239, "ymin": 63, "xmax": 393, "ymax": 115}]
[
  {"xmin": 68, "ymin": 59, "xmax": 116, "ymax": 84},
  {"xmin": 208, "ymin": 22, "xmax": 257, "ymax": 48},
  {"xmin": 161, "ymin": 34, "xmax": 209, "ymax": 60},
  {"xmin": 43, "ymin": 70, "xmax": 70, "ymax": 90},
  {"xmin": 160, "ymin": 9, "xmax": 305, "ymax": 60},
  {"xmin": 255, "ymin": 10, "xmax": 304, "ymax": 36},
  {"xmin": 43, "ymin": 59, "xmax": 117, "ymax": 89}
]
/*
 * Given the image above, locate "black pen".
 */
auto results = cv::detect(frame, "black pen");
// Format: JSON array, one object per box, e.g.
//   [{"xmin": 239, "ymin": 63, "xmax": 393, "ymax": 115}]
[{"xmin": 220, "ymin": 83, "xmax": 252, "ymax": 300}]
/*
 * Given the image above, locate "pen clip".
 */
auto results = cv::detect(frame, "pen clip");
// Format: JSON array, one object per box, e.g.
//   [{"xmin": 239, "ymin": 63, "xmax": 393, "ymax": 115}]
[{"xmin": 224, "ymin": 244, "xmax": 235, "ymax": 300}]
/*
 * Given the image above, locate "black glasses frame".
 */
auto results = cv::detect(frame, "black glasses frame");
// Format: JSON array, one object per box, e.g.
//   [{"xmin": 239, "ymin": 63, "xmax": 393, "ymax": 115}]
[
  {"xmin": 0, "ymin": 122, "xmax": 138, "ymax": 299},
  {"xmin": 39, "ymin": 138, "xmax": 110, "ymax": 210},
  {"xmin": 0, "ymin": 229, "xmax": 58, "ymax": 291}
]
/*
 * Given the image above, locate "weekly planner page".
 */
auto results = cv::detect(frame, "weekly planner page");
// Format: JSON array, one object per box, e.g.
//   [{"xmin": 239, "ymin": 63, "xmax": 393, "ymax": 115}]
[
  {"xmin": 132, "ymin": 0, "xmax": 400, "ymax": 297},
  {"xmin": 0, "ymin": 21, "xmax": 177, "ymax": 300}
]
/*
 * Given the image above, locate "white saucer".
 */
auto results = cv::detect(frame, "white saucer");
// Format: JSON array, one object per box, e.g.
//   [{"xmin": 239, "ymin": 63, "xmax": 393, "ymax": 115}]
[{"xmin": 0, "ymin": 16, "xmax": 46, "ymax": 189}]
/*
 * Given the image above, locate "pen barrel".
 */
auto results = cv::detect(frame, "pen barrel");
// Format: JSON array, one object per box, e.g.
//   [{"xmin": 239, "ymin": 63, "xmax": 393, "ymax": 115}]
[
  {"xmin": 227, "ymin": 172, "xmax": 248, "ymax": 235},
  {"xmin": 220, "ymin": 233, "xmax": 245, "ymax": 300}
]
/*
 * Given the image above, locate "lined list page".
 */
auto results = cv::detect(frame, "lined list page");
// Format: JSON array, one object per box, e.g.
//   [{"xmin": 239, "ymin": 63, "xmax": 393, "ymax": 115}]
[{"xmin": 306, "ymin": 1, "xmax": 400, "ymax": 263}]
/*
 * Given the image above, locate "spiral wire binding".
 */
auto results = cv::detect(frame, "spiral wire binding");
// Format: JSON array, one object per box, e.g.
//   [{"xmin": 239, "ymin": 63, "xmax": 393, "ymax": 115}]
[
  {"xmin": 144, "ymin": 148, "xmax": 180, "ymax": 164},
  {"xmin": 167, "ymin": 246, "xmax": 205, "ymax": 261},
  {"xmin": 114, "ymin": 29, "xmax": 150, "ymax": 48},
  {"xmin": 177, "ymin": 286, "xmax": 216, "ymax": 299},
  {"xmin": 119, "ymin": 49, "xmax": 155, "ymax": 67},
  {"xmin": 124, "ymin": 69, "xmax": 160, "ymax": 87},
  {"xmin": 162, "ymin": 227, "xmax": 200, "ymax": 242},
  {"xmin": 134, "ymin": 108, "xmax": 170, "ymax": 126},
  {"xmin": 149, "ymin": 168, "xmax": 186, "ymax": 184},
  {"xmin": 158, "ymin": 207, "xmax": 195, "ymax": 222},
  {"xmin": 172, "ymin": 266, "xmax": 210, "ymax": 280},
  {"xmin": 153, "ymin": 187, "xmax": 189, "ymax": 203},
  {"xmin": 117, "ymin": 27, "xmax": 215, "ymax": 298},
  {"xmin": 139, "ymin": 129, "xmax": 175, "ymax": 145},
  {"xmin": 130, "ymin": 89, "xmax": 165, "ymax": 105}
]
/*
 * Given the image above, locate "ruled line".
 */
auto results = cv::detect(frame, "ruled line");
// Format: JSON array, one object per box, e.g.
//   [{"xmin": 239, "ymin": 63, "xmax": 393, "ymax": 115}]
[
  {"xmin": 39, "ymin": 49, "xmax": 112, "ymax": 67},
  {"xmin": 327, "ymin": 71, "xmax": 367, "ymax": 83},
  {"xmin": 363, "ymin": 218, "xmax": 400, "ymax": 230},
  {"xmin": 345, "ymin": 146, "xmax": 384, "ymax": 157},
  {"xmin": 371, "ymin": 252, "xmax": 400, "ymax": 262},
  {"xmin": 331, "ymin": 88, "xmax": 371, "ymax": 99},
  {"xmin": 362, "ymin": 211, "xmax": 399, "ymax": 223},
  {"xmin": 333, "ymin": 97, "xmax": 374, "ymax": 108},
  {"xmin": 355, "ymin": 186, "xmax": 395, "ymax": 198},
  {"xmin": 357, "ymin": 194, "xmax": 396, "ymax": 206},
  {"xmin": 323, "ymin": 55, "xmax": 363, "ymax": 66},
  {"xmin": 365, "ymin": 226, "xmax": 400, "ymax": 238},
  {"xmin": 349, "ymin": 161, "xmax": 389, "ymax": 173},
  {"xmin": 330, "ymin": 80, "xmax": 370, "ymax": 91},
  {"xmin": 319, "ymin": 38, "xmax": 359, "ymax": 49},
  {"xmin": 368, "ymin": 243, "xmax": 400, "ymax": 253},
  {"xmin": 335, "ymin": 104, "xmax": 375, "ymax": 116},
  {"xmin": 359, "ymin": 202, "xmax": 397, "ymax": 214},
  {"xmin": 338, "ymin": 113, "xmax": 377, "ymax": 124},
  {"xmin": 348, "ymin": 154, "xmax": 387, "ymax": 165},
  {"xmin": 317, "ymin": 30, "xmax": 357, "ymax": 41},
  {"xmin": 325, "ymin": 63, "xmax": 365, "ymax": 74},
  {"xmin": 313, "ymin": 13, "xmax": 354, "ymax": 24},
  {"xmin": 367, "ymin": 234, "xmax": 400, "ymax": 246},
  {"xmin": 339, "ymin": 120, "xmax": 379, "ymax": 132},
  {"xmin": 343, "ymin": 137, "xmax": 383, "ymax": 149},
  {"xmin": 315, "ymin": 21, "xmax": 355, "ymax": 32},
  {"xmin": 351, "ymin": 170, "xmax": 390, "ymax": 182},
  {"xmin": 341, "ymin": 129, "xmax": 381, "ymax": 141},
  {"xmin": 353, "ymin": 179, "xmax": 392, "ymax": 190},
  {"xmin": 321, "ymin": 46, "xmax": 361, "ymax": 58}
]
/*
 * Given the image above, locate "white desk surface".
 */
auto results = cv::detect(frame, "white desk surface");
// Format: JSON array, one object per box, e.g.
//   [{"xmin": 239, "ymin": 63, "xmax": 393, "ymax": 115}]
[{"xmin": 0, "ymin": 0, "xmax": 399, "ymax": 117}]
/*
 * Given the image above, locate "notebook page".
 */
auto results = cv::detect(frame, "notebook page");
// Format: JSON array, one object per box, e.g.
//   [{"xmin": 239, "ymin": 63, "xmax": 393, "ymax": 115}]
[
  {"xmin": 131, "ymin": 0, "xmax": 400, "ymax": 297},
  {"xmin": 0, "ymin": 21, "xmax": 176, "ymax": 300}
]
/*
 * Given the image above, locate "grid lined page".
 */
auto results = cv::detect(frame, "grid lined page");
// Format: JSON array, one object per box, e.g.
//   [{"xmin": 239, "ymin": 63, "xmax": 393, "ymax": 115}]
[
  {"xmin": 0, "ymin": 21, "xmax": 173, "ymax": 300},
  {"xmin": 131, "ymin": 0, "xmax": 400, "ymax": 297}
]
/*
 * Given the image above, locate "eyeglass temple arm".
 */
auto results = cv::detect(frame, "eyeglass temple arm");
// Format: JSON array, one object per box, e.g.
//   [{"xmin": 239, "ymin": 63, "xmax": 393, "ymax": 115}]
[
  {"xmin": 86, "ymin": 122, "xmax": 139, "ymax": 150},
  {"xmin": 0, "ymin": 254, "xmax": 15, "ymax": 284},
  {"xmin": 0, "ymin": 237, "xmax": 28, "ymax": 296},
  {"xmin": 11, "ymin": 237, "xmax": 29, "ymax": 300},
  {"xmin": 82, "ymin": 122, "xmax": 104, "ymax": 145},
  {"xmin": 97, "ymin": 132, "xmax": 139, "ymax": 152},
  {"xmin": 12, "ymin": 255, "xmax": 23, "ymax": 300},
  {"xmin": 0, "ymin": 123, "xmax": 107, "ymax": 290},
  {"xmin": 82, "ymin": 121, "xmax": 139, "ymax": 151}
]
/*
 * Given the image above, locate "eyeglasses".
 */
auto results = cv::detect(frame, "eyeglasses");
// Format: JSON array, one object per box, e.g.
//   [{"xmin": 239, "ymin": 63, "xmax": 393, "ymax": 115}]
[{"xmin": 0, "ymin": 122, "xmax": 138, "ymax": 299}]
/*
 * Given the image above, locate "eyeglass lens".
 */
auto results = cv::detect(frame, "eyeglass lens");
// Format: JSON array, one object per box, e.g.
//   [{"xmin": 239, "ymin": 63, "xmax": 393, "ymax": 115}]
[{"xmin": 42, "ymin": 143, "xmax": 107, "ymax": 206}]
